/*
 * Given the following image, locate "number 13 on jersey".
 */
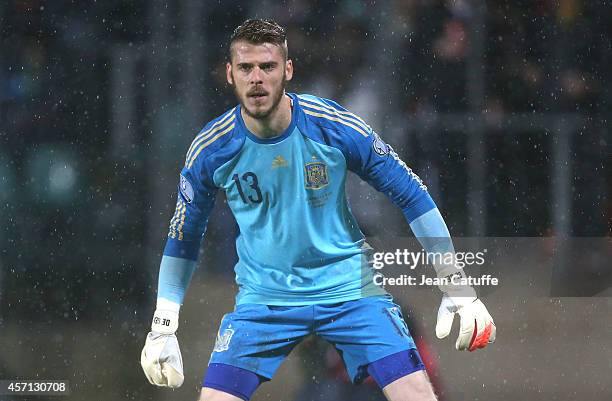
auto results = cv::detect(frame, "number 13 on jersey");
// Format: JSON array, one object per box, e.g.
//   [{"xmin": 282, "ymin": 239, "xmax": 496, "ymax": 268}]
[{"xmin": 232, "ymin": 172, "xmax": 263, "ymax": 204}]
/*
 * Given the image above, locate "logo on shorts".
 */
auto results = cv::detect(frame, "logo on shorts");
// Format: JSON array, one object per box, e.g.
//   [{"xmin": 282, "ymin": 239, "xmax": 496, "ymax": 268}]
[
  {"xmin": 385, "ymin": 307, "xmax": 410, "ymax": 338},
  {"xmin": 304, "ymin": 162, "xmax": 329, "ymax": 190},
  {"xmin": 213, "ymin": 327, "xmax": 235, "ymax": 352}
]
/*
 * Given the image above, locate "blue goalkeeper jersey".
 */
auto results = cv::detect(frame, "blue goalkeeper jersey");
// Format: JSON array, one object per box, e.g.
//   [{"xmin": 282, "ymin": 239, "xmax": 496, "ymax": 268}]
[{"xmin": 163, "ymin": 93, "xmax": 436, "ymax": 305}]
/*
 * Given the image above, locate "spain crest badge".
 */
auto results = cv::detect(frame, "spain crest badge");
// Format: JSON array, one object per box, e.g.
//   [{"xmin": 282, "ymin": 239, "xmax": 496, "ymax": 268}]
[{"xmin": 304, "ymin": 162, "xmax": 329, "ymax": 190}]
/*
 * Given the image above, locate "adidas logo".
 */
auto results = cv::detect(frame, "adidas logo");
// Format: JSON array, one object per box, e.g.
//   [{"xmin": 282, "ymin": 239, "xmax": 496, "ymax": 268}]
[{"xmin": 271, "ymin": 155, "xmax": 288, "ymax": 168}]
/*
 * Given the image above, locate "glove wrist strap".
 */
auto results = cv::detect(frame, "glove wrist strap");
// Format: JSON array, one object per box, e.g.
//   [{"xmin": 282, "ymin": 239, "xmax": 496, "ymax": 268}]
[
  {"xmin": 151, "ymin": 309, "xmax": 179, "ymax": 334},
  {"xmin": 437, "ymin": 271, "xmax": 477, "ymax": 298}
]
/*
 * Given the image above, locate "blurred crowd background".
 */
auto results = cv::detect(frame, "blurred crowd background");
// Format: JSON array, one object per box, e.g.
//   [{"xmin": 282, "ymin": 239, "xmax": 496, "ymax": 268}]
[{"xmin": 1, "ymin": 1, "xmax": 610, "ymax": 400}]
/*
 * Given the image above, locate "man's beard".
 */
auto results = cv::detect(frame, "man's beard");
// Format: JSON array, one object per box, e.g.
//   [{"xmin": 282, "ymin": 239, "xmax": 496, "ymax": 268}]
[{"xmin": 234, "ymin": 73, "xmax": 287, "ymax": 120}]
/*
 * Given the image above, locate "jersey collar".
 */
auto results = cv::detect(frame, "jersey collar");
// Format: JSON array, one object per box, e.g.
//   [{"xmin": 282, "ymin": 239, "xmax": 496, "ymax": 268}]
[{"xmin": 236, "ymin": 93, "xmax": 298, "ymax": 144}]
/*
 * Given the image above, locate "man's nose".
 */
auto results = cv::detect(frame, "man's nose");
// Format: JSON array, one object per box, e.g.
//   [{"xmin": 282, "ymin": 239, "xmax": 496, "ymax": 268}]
[{"xmin": 250, "ymin": 67, "xmax": 263, "ymax": 84}]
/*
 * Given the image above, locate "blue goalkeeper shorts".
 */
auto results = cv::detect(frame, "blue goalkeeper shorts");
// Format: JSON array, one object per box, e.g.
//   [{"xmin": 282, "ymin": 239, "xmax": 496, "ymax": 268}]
[{"xmin": 206, "ymin": 295, "xmax": 421, "ymax": 383}]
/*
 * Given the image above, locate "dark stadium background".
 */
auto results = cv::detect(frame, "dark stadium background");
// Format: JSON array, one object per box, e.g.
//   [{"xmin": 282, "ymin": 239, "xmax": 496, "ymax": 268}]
[{"xmin": 0, "ymin": 1, "xmax": 610, "ymax": 400}]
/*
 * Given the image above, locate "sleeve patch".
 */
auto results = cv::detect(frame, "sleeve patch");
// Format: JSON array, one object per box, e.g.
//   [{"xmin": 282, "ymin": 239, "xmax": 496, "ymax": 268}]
[
  {"xmin": 372, "ymin": 132, "xmax": 390, "ymax": 156},
  {"xmin": 179, "ymin": 174, "xmax": 194, "ymax": 203}
]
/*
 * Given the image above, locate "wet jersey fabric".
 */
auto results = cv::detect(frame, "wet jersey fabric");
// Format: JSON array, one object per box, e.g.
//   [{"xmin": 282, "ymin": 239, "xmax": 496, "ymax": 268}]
[{"xmin": 161, "ymin": 93, "xmax": 436, "ymax": 305}]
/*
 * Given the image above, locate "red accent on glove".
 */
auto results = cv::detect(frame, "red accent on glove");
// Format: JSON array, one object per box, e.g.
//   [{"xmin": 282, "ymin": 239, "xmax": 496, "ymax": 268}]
[{"xmin": 468, "ymin": 322, "xmax": 493, "ymax": 352}]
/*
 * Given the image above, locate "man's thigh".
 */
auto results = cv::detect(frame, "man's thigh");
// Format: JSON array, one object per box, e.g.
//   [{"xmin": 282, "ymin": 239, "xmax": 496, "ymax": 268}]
[
  {"xmin": 207, "ymin": 304, "xmax": 311, "ymax": 378},
  {"xmin": 315, "ymin": 296, "xmax": 421, "ymax": 383},
  {"xmin": 381, "ymin": 370, "xmax": 437, "ymax": 401},
  {"xmin": 203, "ymin": 304, "xmax": 312, "ymax": 400},
  {"xmin": 199, "ymin": 386, "xmax": 244, "ymax": 401}
]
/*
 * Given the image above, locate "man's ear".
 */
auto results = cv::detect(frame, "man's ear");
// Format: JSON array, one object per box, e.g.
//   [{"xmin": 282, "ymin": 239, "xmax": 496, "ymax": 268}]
[
  {"xmin": 226, "ymin": 62, "xmax": 234, "ymax": 85},
  {"xmin": 285, "ymin": 59, "xmax": 293, "ymax": 81}
]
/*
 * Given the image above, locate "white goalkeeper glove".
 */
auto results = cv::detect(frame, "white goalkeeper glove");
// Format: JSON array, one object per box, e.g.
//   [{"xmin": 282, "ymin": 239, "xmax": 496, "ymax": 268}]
[
  {"xmin": 435, "ymin": 275, "xmax": 496, "ymax": 351},
  {"xmin": 140, "ymin": 309, "xmax": 184, "ymax": 387}
]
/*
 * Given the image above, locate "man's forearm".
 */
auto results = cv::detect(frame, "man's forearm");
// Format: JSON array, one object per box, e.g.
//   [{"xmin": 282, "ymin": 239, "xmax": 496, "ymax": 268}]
[
  {"xmin": 408, "ymin": 207, "xmax": 461, "ymax": 278},
  {"xmin": 157, "ymin": 255, "xmax": 198, "ymax": 311}
]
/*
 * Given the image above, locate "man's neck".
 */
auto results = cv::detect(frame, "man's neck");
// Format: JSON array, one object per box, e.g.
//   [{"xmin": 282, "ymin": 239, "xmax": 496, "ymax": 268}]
[{"xmin": 241, "ymin": 94, "xmax": 292, "ymax": 139}]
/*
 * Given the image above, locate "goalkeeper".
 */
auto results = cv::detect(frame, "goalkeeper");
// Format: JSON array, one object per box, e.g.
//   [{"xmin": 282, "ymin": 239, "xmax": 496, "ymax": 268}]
[{"xmin": 141, "ymin": 19, "xmax": 495, "ymax": 401}]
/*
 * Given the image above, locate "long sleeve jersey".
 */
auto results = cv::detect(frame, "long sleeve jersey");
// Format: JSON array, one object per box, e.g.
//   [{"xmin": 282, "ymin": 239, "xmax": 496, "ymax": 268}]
[{"xmin": 161, "ymin": 93, "xmax": 436, "ymax": 305}]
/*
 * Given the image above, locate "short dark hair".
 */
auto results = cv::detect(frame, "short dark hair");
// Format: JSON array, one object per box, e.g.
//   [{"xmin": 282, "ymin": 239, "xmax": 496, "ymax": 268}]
[{"xmin": 229, "ymin": 19, "xmax": 288, "ymax": 60}]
